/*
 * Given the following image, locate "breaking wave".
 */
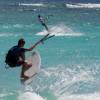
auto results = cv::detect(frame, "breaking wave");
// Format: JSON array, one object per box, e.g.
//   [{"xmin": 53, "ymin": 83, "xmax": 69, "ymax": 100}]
[
  {"xmin": 18, "ymin": 3, "xmax": 46, "ymax": 7},
  {"xmin": 0, "ymin": 63, "xmax": 100, "ymax": 100},
  {"xmin": 1, "ymin": 24, "xmax": 34, "ymax": 29},
  {"xmin": 58, "ymin": 92, "xmax": 100, "ymax": 100},
  {"xmin": 0, "ymin": 33, "xmax": 21, "ymax": 37},
  {"xmin": 18, "ymin": 3, "xmax": 100, "ymax": 9},
  {"xmin": 29, "ymin": 63, "xmax": 100, "ymax": 100},
  {"xmin": 18, "ymin": 91, "xmax": 44, "ymax": 100},
  {"xmin": 1, "ymin": 2, "xmax": 100, "ymax": 12},
  {"xmin": 66, "ymin": 3, "xmax": 100, "ymax": 9}
]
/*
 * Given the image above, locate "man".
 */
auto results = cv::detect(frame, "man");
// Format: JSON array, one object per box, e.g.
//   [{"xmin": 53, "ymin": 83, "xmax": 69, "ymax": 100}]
[
  {"xmin": 5, "ymin": 38, "xmax": 42, "ymax": 80},
  {"xmin": 38, "ymin": 14, "xmax": 49, "ymax": 31}
]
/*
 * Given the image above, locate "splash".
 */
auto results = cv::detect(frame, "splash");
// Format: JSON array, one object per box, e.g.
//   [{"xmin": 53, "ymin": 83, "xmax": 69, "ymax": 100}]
[
  {"xmin": 18, "ymin": 91, "xmax": 44, "ymax": 100},
  {"xmin": 37, "ymin": 24, "xmax": 83, "ymax": 36},
  {"xmin": 42, "ymin": 65, "xmax": 94, "ymax": 95},
  {"xmin": 18, "ymin": 85, "xmax": 45, "ymax": 100},
  {"xmin": 28, "ymin": 64, "xmax": 99, "ymax": 100},
  {"xmin": 58, "ymin": 92, "xmax": 100, "ymax": 100}
]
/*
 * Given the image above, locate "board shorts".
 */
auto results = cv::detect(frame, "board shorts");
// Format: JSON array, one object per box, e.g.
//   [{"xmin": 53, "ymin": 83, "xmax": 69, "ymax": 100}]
[{"xmin": 16, "ymin": 60, "xmax": 25, "ymax": 66}]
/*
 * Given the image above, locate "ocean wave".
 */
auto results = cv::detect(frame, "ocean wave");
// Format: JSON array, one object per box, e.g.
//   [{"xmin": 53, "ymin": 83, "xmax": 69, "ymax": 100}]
[
  {"xmin": 0, "ymin": 91, "xmax": 15, "ymax": 98},
  {"xmin": 27, "ymin": 63, "xmax": 100, "ymax": 100},
  {"xmin": 1, "ymin": 3, "xmax": 100, "ymax": 9},
  {"xmin": 66, "ymin": 3, "xmax": 100, "ymax": 9},
  {"xmin": 14, "ymin": 3, "xmax": 100, "ymax": 9},
  {"xmin": 18, "ymin": 3, "xmax": 46, "ymax": 7},
  {"xmin": 0, "ymin": 33, "xmax": 21, "ymax": 37},
  {"xmin": 58, "ymin": 92, "xmax": 100, "ymax": 100},
  {"xmin": 1, "ymin": 24, "xmax": 34, "ymax": 29},
  {"xmin": 18, "ymin": 91, "xmax": 45, "ymax": 100},
  {"xmin": 0, "ymin": 63, "xmax": 99, "ymax": 100},
  {"xmin": 0, "ymin": 3, "xmax": 58, "ymax": 10},
  {"xmin": 29, "ymin": 64, "xmax": 97, "ymax": 94},
  {"xmin": 36, "ymin": 24, "xmax": 83, "ymax": 37},
  {"xmin": 48, "ymin": 66, "xmax": 94, "ymax": 96}
]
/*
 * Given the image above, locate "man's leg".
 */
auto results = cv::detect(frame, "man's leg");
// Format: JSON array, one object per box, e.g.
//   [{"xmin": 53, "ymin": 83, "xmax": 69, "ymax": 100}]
[{"xmin": 21, "ymin": 62, "xmax": 32, "ymax": 80}]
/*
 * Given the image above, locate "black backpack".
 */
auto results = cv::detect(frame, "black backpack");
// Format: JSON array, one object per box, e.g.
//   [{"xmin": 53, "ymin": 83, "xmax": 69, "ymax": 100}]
[{"xmin": 5, "ymin": 50, "xmax": 19, "ymax": 67}]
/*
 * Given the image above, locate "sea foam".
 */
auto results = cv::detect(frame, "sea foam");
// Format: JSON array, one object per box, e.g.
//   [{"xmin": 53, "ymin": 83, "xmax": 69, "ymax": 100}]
[{"xmin": 37, "ymin": 24, "xmax": 83, "ymax": 37}]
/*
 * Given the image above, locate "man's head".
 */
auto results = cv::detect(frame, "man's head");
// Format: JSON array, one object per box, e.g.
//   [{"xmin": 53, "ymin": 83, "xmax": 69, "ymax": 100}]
[
  {"xmin": 18, "ymin": 38, "xmax": 25, "ymax": 47},
  {"xmin": 38, "ymin": 14, "xmax": 40, "ymax": 18}
]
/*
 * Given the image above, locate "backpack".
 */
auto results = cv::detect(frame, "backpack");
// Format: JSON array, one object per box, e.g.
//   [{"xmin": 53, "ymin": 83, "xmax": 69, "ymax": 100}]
[{"xmin": 5, "ymin": 50, "xmax": 19, "ymax": 67}]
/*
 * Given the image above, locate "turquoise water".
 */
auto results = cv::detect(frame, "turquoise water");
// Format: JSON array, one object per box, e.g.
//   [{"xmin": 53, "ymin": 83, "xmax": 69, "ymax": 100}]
[{"xmin": 0, "ymin": 3, "xmax": 100, "ymax": 100}]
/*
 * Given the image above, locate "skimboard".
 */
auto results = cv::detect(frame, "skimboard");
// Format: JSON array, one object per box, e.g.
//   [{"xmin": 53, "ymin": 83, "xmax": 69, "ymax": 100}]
[{"xmin": 21, "ymin": 51, "xmax": 41, "ymax": 85}]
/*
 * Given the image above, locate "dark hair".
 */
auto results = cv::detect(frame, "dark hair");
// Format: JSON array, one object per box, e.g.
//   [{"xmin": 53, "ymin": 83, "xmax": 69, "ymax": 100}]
[
  {"xmin": 38, "ymin": 14, "xmax": 40, "ymax": 18},
  {"xmin": 18, "ymin": 38, "xmax": 25, "ymax": 46}
]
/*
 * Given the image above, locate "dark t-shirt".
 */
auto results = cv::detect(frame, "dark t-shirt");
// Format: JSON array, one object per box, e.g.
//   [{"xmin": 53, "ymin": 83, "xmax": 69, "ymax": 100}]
[
  {"xmin": 5, "ymin": 45, "xmax": 26, "ymax": 67},
  {"xmin": 10, "ymin": 45, "xmax": 26, "ymax": 60}
]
